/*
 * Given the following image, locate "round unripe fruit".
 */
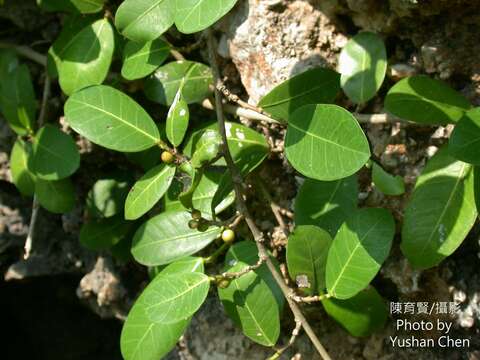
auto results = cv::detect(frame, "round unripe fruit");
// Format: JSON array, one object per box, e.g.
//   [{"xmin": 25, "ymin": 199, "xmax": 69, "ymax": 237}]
[
  {"xmin": 222, "ymin": 229, "xmax": 235, "ymax": 243},
  {"xmin": 188, "ymin": 219, "xmax": 199, "ymax": 229},
  {"xmin": 197, "ymin": 219, "xmax": 209, "ymax": 232},
  {"xmin": 217, "ymin": 279, "xmax": 231, "ymax": 289},
  {"xmin": 191, "ymin": 210, "xmax": 202, "ymax": 220},
  {"xmin": 161, "ymin": 151, "xmax": 174, "ymax": 163}
]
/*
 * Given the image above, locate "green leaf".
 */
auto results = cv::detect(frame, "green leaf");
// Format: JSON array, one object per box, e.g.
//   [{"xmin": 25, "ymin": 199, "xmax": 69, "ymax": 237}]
[
  {"xmin": 0, "ymin": 60, "xmax": 36, "ymax": 135},
  {"xmin": 165, "ymin": 170, "xmax": 235, "ymax": 216},
  {"xmin": 115, "ymin": 0, "xmax": 175, "ymax": 42},
  {"xmin": 57, "ymin": 18, "xmax": 114, "ymax": 95},
  {"xmin": 326, "ymin": 208, "xmax": 395, "ymax": 299},
  {"xmin": 36, "ymin": 178, "xmax": 76, "ymax": 214},
  {"xmin": 175, "ymin": 0, "xmax": 238, "ymax": 34},
  {"xmin": 125, "ymin": 164, "xmax": 176, "ymax": 220},
  {"xmin": 144, "ymin": 61, "xmax": 213, "ymax": 105},
  {"xmin": 338, "ymin": 32, "xmax": 387, "ymax": 104},
  {"xmin": 10, "ymin": 139, "xmax": 36, "ymax": 197},
  {"xmin": 178, "ymin": 169, "xmax": 204, "ymax": 210},
  {"xmin": 143, "ymin": 272, "xmax": 209, "ymax": 323},
  {"xmin": 384, "ymin": 75, "xmax": 471, "ymax": 125},
  {"xmin": 47, "ymin": 15, "xmax": 99, "ymax": 78},
  {"xmin": 475, "ymin": 167, "xmax": 480, "ymax": 211},
  {"xmin": 372, "ymin": 162, "xmax": 405, "ymax": 196},
  {"xmin": 286, "ymin": 225, "xmax": 332, "ymax": 294},
  {"xmin": 449, "ymin": 108, "xmax": 480, "ymax": 165},
  {"xmin": 80, "ymin": 215, "xmax": 133, "ymax": 250},
  {"xmin": 86, "ymin": 177, "xmax": 130, "ymax": 218},
  {"xmin": 295, "ymin": 176, "xmax": 358, "ymax": 237},
  {"xmin": 121, "ymin": 39, "xmax": 170, "ymax": 81},
  {"xmin": 401, "ymin": 147, "xmax": 477, "ymax": 269},
  {"xmin": 65, "ymin": 85, "xmax": 161, "ymax": 152},
  {"xmin": 120, "ymin": 257, "xmax": 203, "ymax": 360},
  {"xmin": 132, "ymin": 210, "xmax": 222, "ymax": 266},
  {"xmin": 185, "ymin": 121, "xmax": 269, "ymax": 172},
  {"xmin": 166, "ymin": 89, "xmax": 190, "ymax": 147},
  {"xmin": 322, "ymin": 287, "xmax": 388, "ymax": 337},
  {"xmin": 28, "ymin": 125, "xmax": 80, "ymax": 181},
  {"xmin": 224, "ymin": 242, "xmax": 285, "ymax": 308},
  {"xmin": 218, "ymin": 245, "xmax": 282, "ymax": 346},
  {"xmin": 285, "ymin": 104, "xmax": 371, "ymax": 181},
  {"xmin": 190, "ymin": 129, "xmax": 221, "ymax": 168},
  {"xmin": 258, "ymin": 68, "xmax": 340, "ymax": 122},
  {"xmin": 37, "ymin": 0, "xmax": 105, "ymax": 13}
]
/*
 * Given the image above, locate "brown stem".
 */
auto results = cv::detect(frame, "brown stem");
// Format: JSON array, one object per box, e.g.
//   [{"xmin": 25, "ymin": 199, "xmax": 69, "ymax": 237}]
[
  {"xmin": 0, "ymin": 42, "xmax": 46, "ymax": 66},
  {"xmin": 255, "ymin": 178, "xmax": 289, "ymax": 236},
  {"xmin": 268, "ymin": 319, "xmax": 302, "ymax": 360},
  {"xmin": 206, "ymin": 29, "xmax": 332, "ymax": 360},
  {"xmin": 24, "ymin": 75, "xmax": 51, "ymax": 259}
]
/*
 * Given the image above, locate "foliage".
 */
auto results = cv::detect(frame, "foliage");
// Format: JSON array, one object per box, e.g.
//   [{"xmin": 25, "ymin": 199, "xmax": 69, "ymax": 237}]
[{"xmin": 2, "ymin": 2, "xmax": 479, "ymax": 359}]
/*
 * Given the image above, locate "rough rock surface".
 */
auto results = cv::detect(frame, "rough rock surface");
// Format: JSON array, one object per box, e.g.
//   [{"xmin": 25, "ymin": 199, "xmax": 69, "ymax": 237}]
[{"xmin": 221, "ymin": 0, "xmax": 480, "ymax": 104}]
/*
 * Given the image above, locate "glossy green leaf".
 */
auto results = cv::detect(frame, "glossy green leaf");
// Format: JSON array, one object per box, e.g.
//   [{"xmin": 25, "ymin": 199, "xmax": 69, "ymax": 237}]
[
  {"xmin": 57, "ymin": 18, "xmax": 114, "ymax": 95},
  {"xmin": 218, "ymin": 243, "xmax": 282, "ymax": 346},
  {"xmin": 115, "ymin": 0, "xmax": 174, "ymax": 42},
  {"xmin": 121, "ymin": 39, "xmax": 170, "ymax": 80},
  {"xmin": 401, "ymin": 148, "xmax": 477, "ymax": 269},
  {"xmin": 10, "ymin": 139, "xmax": 36, "ymax": 197},
  {"xmin": 36, "ymin": 178, "xmax": 75, "ymax": 214},
  {"xmin": 47, "ymin": 15, "xmax": 99, "ymax": 78},
  {"xmin": 175, "ymin": 0, "xmax": 238, "ymax": 34},
  {"xmin": 449, "ymin": 108, "xmax": 480, "ymax": 165},
  {"xmin": 475, "ymin": 167, "xmax": 480, "ymax": 211},
  {"xmin": 258, "ymin": 68, "xmax": 340, "ymax": 122},
  {"xmin": 144, "ymin": 61, "xmax": 213, "ymax": 105},
  {"xmin": 372, "ymin": 162, "xmax": 405, "ymax": 196},
  {"xmin": 120, "ymin": 258, "xmax": 203, "ymax": 360},
  {"xmin": 285, "ymin": 104, "xmax": 370, "ymax": 181},
  {"xmin": 338, "ymin": 32, "xmax": 387, "ymax": 104},
  {"xmin": 178, "ymin": 169, "xmax": 203, "ymax": 211},
  {"xmin": 65, "ymin": 85, "xmax": 161, "ymax": 152},
  {"xmin": 28, "ymin": 125, "xmax": 80, "ymax": 181},
  {"xmin": 190, "ymin": 129, "xmax": 221, "ymax": 168},
  {"xmin": 37, "ymin": 0, "xmax": 105, "ymax": 13},
  {"xmin": 224, "ymin": 242, "xmax": 284, "ymax": 307},
  {"xmin": 125, "ymin": 164, "xmax": 176, "ymax": 220},
  {"xmin": 143, "ymin": 272, "xmax": 209, "ymax": 323},
  {"xmin": 0, "ymin": 59, "xmax": 36, "ymax": 135},
  {"xmin": 165, "ymin": 170, "xmax": 235, "ymax": 216},
  {"xmin": 385, "ymin": 75, "xmax": 471, "ymax": 125},
  {"xmin": 166, "ymin": 89, "xmax": 189, "ymax": 147},
  {"xmin": 326, "ymin": 208, "xmax": 395, "ymax": 299},
  {"xmin": 86, "ymin": 177, "xmax": 130, "ymax": 218},
  {"xmin": 322, "ymin": 287, "xmax": 387, "ymax": 337},
  {"xmin": 132, "ymin": 210, "xmax": 222, "ymax": 266},
  {"xmin": 80, "ymin": 215, "xmax": 133, "ymax": 250},
  {"xmin": 295, "ymin": 176, "xmax": 358, "ymax": 236},
  {"xmin": 286, "ymin": 225, "xmax": 332, "ymax": 294}
]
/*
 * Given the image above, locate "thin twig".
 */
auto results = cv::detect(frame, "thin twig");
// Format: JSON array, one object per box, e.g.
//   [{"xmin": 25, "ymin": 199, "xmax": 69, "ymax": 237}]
[
  {"xmin": 0, "ymin": 42, "xmax": 46, "ymax": 66},
  {"xmin": 24, "ymin": 75, "xmax": 51, "ymax": 259},
  {"xmin": 290, "ymin": 293, "xmax": 331, "ymax": 304},
  {"xmin": 202, "ymin": 98, "xmax": 277, "ymax": 123},
  {"xmin": 203, "ymin": 87, "xmax": 411, "ymax": 125},
  {"xmin": 256, "ymin": 178, "xmax": 289, "ymax": 236},
  {"xmin": 216, "ymin": 83, "xmax": 271, "ymax": 117},
  {"xmin": 207, "ymin": 29, "xmax": 332, "ymax": 360},
  {"xmin": 218, "ymin": 255, "xmax": 267, "ymax": 279},
  {"xmin": 268, "ymin": 320, "xmax": 302, "ymax": 360}
]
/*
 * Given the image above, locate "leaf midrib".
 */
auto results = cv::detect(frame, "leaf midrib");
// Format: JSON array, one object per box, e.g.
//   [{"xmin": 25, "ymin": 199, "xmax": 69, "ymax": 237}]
[
  {"xmin": 70, "ymin": 98, "xmax": 159, "ymax": 142},
  {"xmin": 328, "ymin": 217, "xmax": 383, "ymax": 296},
  {"xmin": 288, "ymin": 121, "xmax": 368, "ymax": 156}
]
